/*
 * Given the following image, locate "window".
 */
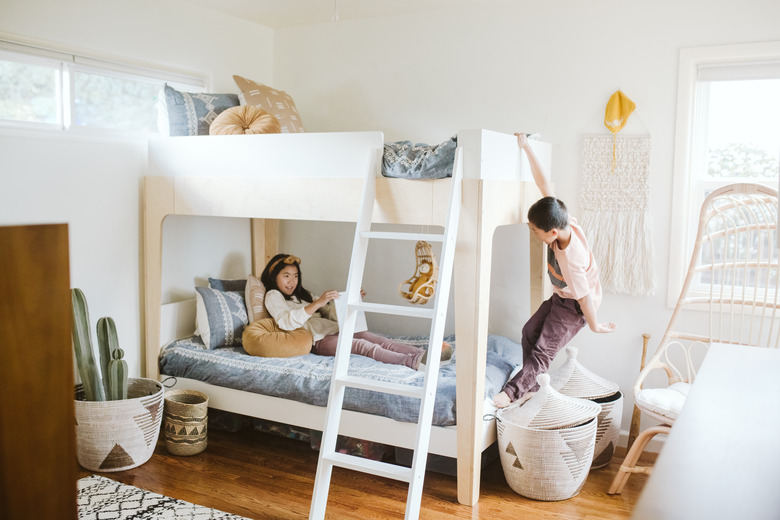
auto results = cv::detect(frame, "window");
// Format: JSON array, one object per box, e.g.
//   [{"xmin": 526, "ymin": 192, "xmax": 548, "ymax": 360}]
[
  {"xmin": 670, "ymin": 42, "xmax": 780, "ymax": 306},
  {"xmin": 0, "ymin": 51, "xmax": 62, "ymax": 128},
  {"xmin": 0, "ymin": 40, "xmax": 206, "ymax": 137}
]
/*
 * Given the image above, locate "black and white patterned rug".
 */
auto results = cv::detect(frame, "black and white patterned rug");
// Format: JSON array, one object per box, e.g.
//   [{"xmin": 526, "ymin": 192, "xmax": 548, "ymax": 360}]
[{"xmin": 78, "ymin": 475, "xmax": 250, "ymax": 519}]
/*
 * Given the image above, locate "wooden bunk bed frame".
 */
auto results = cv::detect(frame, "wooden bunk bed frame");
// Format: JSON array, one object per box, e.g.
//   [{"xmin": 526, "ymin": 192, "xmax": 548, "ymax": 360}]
[{"xmin": 142, "ymin": 129, "xmax": 549, "ymax": 506}]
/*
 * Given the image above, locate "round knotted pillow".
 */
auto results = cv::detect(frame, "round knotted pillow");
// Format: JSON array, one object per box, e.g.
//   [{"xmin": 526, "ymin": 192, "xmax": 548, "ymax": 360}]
[
  {"xmin": 209, "ymin": 105, "xmax": 281, "ymax": 135},
  {"xmin": 242, "ymin": 318, "xmax": 313, "ymax": 358}
]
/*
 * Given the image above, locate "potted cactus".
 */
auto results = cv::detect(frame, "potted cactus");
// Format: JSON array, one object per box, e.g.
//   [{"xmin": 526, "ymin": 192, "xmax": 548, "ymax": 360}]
[{"xmin": 72, "ymin": 288, "xmax": 164, "ymax": 472}]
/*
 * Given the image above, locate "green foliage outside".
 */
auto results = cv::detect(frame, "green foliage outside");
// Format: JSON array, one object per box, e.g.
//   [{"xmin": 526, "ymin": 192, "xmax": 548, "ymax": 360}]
[
  {"xmin": 74, "ymin": 71, "xmax": 160, "ymax": 132},
  {"xmin": 708, "ymin": 143, "xmax": 779, "ymax": 179},
  {"xmin": 0, "ymin": 61, "xmax": 59, "ymax": 123},
  {"xmin": 0, "ymin": 59, "xmax": 161, "ymax": 132}
]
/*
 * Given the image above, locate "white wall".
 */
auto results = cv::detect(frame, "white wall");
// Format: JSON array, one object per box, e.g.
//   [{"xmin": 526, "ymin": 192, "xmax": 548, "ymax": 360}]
[
  {"xmin": 272, "ymin": 0, "xmax": 780, "ymax": 438},
  {"xmin": 3, "ymin": 0, "xmax": 779, "ymax": 445},
  {"xmin": 0, "ymin": 0, "xmax": 274, "ymax": 376}
]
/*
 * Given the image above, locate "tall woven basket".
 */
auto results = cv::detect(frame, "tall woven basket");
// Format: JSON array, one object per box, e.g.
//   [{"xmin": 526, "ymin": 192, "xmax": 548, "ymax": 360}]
[
  {"xmin": 74, "ymin": 377, "xmax": 164, "ymax": 472},
  {"xmin": 164, "ymin": 389, "xmax": 209, "ymax": 456},
  {"xmin": 496, "ymin": 373, "xmax": 601, "ymax": 501},
  {"xmin": 549, "ymin": 346, "xmax": 623, "ymax": 469}
]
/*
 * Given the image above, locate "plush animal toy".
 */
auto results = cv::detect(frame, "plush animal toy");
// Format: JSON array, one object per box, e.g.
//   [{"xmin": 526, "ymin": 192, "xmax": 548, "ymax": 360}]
[{"xmin": 399, "ymin": 241, "xmax": 438, "ymax": 305}]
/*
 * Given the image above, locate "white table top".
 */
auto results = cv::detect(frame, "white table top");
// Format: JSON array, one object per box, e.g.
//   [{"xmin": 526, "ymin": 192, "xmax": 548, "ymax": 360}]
[{"xmin": 632, "ymin": 343, "xmax": 780, "ymax": 520}]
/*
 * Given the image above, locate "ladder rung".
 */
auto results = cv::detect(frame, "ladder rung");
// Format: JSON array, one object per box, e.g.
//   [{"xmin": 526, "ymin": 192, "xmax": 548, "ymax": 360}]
[
  {"xmin": 352, "ymin": 302, "xmax": 435, "ymax": 319},
  {"xmin": 361, "ymin": 231, "xmax": 445, "ymax": 242},
  {"xmin": 322, "ymin": 452, "xmax": 413, "ymax": 482},
  {"xmin": 336, "ymin": 375, "xmax": 424, "ymax": 399}
]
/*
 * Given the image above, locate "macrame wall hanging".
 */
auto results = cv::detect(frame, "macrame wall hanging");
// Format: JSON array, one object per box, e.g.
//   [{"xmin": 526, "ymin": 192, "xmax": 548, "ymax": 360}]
[{"xmin": 579, "ymin": 91, "xmax": 656, "ymax": 296}]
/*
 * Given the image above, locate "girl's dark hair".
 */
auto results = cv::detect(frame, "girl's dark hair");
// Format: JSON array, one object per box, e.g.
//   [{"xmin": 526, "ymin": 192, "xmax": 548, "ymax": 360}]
[
  {"xmin": 260, "ymin": 253, "xmax": 313, "ymax": 303},
  {"xmin": 527, "ymin": 196, "xmax": 569, "ymax": 232}
]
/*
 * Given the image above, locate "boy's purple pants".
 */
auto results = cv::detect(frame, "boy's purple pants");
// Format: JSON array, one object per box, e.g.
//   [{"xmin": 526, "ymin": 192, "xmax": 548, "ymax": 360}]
[{"xmin": 501, "ymin": 293, "xmax": 586, "ymax": 401}]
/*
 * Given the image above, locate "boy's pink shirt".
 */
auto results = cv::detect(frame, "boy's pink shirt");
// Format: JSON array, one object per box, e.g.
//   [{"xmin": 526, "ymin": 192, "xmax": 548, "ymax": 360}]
[{"xmin": 550, "ymin": 218, "xmax": 602, "ymax": 308}]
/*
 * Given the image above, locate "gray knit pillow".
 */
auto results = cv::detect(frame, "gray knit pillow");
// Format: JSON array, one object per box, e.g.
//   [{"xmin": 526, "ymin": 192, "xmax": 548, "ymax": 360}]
[{"xmin": 159, "ymin": 85, "xmax": 239, "ymax": 136}]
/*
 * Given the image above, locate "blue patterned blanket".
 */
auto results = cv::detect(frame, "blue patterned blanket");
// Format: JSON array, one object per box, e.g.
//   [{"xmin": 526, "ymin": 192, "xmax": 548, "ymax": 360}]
[{"xmin": 160, "ymin": 334, "xmax": 522, "ymax": 426}]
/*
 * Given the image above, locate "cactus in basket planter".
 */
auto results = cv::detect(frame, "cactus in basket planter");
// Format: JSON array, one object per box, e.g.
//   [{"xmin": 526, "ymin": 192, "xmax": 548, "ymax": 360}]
[
  {"xmin": 71, "ymin": 289, "xmax": 129, "ymax": 401},
  {"xmin": 97, "ymin": 316, "xmax": 119, "ymax": 396},
  {"xmin": 107, "ymin": 347, "xmax": 128, "ymax": 400},
  {"xmin": 72, "ymin": 288, "xmax": 106, "ymax": 401}
]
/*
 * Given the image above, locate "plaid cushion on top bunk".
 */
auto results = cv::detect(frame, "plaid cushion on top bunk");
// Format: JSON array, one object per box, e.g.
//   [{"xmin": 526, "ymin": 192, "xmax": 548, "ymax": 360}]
[{"xmin": 159, "ymin": 334, "xmax": 522, "ymax": 426}]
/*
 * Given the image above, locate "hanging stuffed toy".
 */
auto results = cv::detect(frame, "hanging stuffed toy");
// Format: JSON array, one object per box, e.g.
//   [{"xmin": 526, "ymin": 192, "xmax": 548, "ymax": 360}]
[
  {"xmin": 604, "ymin": 90, "xmax": 636, "ymax": 171},
  {"xmin": 399, "ymin": 241, "xmax": 438, "ymax": 305}
]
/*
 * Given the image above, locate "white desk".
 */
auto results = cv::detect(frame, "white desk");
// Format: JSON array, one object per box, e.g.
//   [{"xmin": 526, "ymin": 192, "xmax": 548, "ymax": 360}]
[{"xmin": 632, "ymin": 343, "xmax": 780, "ymax": 520}]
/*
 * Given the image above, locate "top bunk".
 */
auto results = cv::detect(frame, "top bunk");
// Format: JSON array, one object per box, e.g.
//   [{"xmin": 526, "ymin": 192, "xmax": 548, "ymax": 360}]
[{"xmin": 146, "ymin": 129, "xmax": 550, "ymax": 227}]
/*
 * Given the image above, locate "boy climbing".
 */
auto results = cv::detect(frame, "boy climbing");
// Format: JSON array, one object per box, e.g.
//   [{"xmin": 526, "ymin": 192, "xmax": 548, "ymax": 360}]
[{"xmin": 493, "ymin": 133, "xmax": 616, "ymax": 409}]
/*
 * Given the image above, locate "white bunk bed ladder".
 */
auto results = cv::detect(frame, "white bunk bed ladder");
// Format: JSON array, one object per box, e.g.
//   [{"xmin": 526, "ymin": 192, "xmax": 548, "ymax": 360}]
[{"xmin": 309, "ymin": 147, "xmax": 464, "ymax": 520}]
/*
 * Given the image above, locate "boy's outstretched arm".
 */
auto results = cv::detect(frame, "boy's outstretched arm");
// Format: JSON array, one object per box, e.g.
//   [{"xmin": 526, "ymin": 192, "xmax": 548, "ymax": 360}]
[
  {"xmin": 516, "ymin": 133, "xmax": 554, "ymax": 198},
  {"xmin": 578, "ymin": 293, "xmax": 617, "ymax": 333}
]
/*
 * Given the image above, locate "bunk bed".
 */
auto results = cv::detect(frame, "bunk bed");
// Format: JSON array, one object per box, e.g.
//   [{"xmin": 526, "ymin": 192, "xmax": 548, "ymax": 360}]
[{"xmin": 142, "ymin": 129, "xmax": 550, "ymax": 506}]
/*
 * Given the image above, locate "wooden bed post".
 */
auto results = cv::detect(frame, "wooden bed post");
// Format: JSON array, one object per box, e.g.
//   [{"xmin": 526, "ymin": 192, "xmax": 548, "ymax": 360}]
[
  {"xmin": 528, "ymin": 234, "xmax": 549, "ymax": 309},
  {"xmin": 250, "ymin": 218, "xmax": 280, "ymax": 275},
  {"xmin": 453, "ymin": 178, "xmax": 495, "ymax": 506},
  {"xmin": 452, "ymin": 176, "xmax": 544, "ymax": 505},
  {"xmin": 142, "ymin": 176, "xmax": 175, "ymax": 380}
]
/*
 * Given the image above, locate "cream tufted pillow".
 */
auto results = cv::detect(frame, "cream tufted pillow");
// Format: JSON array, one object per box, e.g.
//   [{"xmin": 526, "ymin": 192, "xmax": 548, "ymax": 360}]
[{"xmin": 209, "ymin": 105, "xmax": 281, "ymax": 135}]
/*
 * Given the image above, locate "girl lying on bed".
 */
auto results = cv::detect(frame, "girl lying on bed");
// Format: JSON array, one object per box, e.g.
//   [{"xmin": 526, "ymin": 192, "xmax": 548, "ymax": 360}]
[{"xmin": 252, "ymin": 253, "xmax": 452, "ymax": 368}]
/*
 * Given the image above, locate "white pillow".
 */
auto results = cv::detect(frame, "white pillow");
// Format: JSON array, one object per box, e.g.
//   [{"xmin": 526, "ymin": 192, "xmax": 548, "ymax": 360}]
[{"xmin": 636, "ymin": 382, "xmax": 691, "ymax": 421}]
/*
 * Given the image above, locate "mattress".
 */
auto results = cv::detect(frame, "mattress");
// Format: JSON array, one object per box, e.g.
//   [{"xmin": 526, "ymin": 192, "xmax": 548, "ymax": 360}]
[{"xmin": 159, "ymin": 334, "xmax": 522, "ymax": 426}]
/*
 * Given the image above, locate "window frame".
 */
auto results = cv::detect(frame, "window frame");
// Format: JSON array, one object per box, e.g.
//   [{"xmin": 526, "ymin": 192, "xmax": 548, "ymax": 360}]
[
  {"xmin": 0, "ymin": 38, "xmax": 208, "ymax": 139},
  {"xmin": 669, "ymin": 41, "xmax": 780, "ymax": 308}
]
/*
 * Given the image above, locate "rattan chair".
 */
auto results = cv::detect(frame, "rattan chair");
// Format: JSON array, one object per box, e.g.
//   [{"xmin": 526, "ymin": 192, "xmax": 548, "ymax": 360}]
[{"xmin": 608, "ymin": 183, "xmax": 779, "ymax": 494}]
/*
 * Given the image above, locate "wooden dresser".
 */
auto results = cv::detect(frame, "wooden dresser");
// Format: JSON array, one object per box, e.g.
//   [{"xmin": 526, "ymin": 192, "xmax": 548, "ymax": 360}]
[{"xmin": 0, "ymin": 224, "xmax": 76, "ymax": 520}]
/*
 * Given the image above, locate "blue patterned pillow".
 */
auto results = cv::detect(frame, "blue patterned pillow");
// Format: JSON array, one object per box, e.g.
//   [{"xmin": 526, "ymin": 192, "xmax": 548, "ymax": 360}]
[
  {"xmin": 160, "ymin": 85, "xmax": 239, "ymax": 136},
  {"xmin": 195, "ymin": 286, "xmax": 248, "ymax": 349},
  {"xmin": 208, "ymin": 277, "xmax": 246, "ymax": 292}
]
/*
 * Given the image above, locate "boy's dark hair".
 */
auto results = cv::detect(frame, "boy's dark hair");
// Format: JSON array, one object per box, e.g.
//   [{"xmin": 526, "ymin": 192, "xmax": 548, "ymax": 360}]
[
  {"xmin": 260, "ymin": 253, "xmax": 313, "ymax": 303},
  {"xmin": 527, "ymin": 196, "xmax": 569, "ymax": 232}
]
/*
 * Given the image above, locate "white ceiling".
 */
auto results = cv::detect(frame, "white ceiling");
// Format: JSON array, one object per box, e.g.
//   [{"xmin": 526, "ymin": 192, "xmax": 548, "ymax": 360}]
[{"xmin": 180, "ymin": 0, "xmax": 489, "ymax": 28}]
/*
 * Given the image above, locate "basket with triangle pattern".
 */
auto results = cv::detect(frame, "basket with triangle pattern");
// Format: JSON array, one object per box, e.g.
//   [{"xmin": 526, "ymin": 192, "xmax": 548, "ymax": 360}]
[
  {"xmin": 549, "ymin": 346, "xmax": 623, "ymax": 469},
  {"xmin": 496, "ymin": 373, "xmax": 600, "ymax": 501},
  {"xmin": 164, "ymin": 389, "xmax": 209, "ymax": 456},
  {"xmin": 74, "ymin": 377, "xmax": 164, "ymax": 472}
]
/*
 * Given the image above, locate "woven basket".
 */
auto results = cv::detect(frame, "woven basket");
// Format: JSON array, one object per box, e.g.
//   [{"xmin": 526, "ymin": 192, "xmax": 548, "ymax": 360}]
[
  {"xmin": 549, "ymin": 346, "xmax": 623, "ymax": 468},
  {"xmin": 74, "ymin": 378, "xmax": 164, "ymax": 472},
  {"xmin": 590, "ymin": 391, "xmax": 623, "ymax": 469},
  {"xmin": 496, "ymin": 373, "xmax": 600, "ymax": 501},
  {"xmin": 164, "ymin": 389, "xmax": 209, "ymax": 456},
  {"xmin": 549, "ymin": 346, "xmax": 619, "ymax": 399}
]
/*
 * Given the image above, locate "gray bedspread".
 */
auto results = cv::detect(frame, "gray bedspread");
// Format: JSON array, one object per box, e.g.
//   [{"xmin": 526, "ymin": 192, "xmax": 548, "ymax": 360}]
[
  {"xmin": 382, "ymin": 136, "xmax": 457, "ymax": 179},
  {"xmin": 159, "ymin": 334, "xmax": 521, "ymax": 426}
]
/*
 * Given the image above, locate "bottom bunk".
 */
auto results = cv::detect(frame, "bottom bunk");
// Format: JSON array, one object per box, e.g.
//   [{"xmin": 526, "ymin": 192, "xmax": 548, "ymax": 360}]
[{"xmin": 157, "ymin": 299, "xmax": 521, "ymax": 460}]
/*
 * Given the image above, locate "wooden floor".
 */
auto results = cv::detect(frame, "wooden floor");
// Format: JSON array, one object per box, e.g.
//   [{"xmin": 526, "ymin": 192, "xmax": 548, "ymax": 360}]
[{"xmin": 77, "ymin": 426, "xmax": 655, "ymax": 520}]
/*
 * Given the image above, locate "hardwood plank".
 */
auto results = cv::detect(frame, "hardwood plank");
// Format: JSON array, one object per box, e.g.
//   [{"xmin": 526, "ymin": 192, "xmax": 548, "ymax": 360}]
[
  {"xmin": 77, "ymin": 427, "xmax": 654, "ymax": 519},
  {"xmin": 2, "ymin": 224, "xmax": 75, "ymax": 520}
]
